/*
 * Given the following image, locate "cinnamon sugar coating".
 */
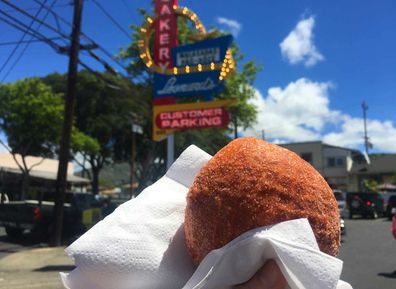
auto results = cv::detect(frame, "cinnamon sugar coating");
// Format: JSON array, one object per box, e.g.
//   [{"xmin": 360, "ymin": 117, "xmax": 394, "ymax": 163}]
[{"xmin": 185, "ymin": 137, "xmax": 340, "ymax": 265}]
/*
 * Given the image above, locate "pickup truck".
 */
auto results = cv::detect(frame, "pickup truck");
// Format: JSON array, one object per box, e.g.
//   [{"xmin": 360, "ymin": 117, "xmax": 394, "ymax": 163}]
[{"xmin": 0, "ymin": 192, "xmax": 102, "ymax": 238}]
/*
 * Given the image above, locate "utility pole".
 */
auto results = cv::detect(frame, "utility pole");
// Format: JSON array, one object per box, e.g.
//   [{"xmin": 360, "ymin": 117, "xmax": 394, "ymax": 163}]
[
  {"xmin": 130, "ymin": 124, "xmax": 136, "ymax": 198},
  {"xmin": 50, "ymin": 0, "xmax": 83, "ymax": 246},
  {"xmin": 234, "ymin": 116, "xmax": 238, "ymax": 139},
  {"xmin": 362, "ymin": 101, "xmax": 372, "ymax": 156}
]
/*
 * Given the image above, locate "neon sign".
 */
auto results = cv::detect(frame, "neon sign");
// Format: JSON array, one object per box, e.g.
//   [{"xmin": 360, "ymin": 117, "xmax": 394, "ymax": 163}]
[{"xmin": 138, "ymin": 5, "xmax": 235, "ymax": 79}]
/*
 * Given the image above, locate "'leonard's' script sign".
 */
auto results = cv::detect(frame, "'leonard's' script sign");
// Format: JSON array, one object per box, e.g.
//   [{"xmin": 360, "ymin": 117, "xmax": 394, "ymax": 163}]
[{"xmin": 153, "ymin": 71, "xmax": 224, "ymax": 99}]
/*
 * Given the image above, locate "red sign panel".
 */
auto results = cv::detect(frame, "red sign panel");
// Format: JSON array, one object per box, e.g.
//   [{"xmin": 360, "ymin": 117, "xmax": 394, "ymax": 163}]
[
  {"xmin": 156, "ymin": 107, "xmax": 230, "ymax": 130},
  {"xmin": 154, "ymin": 0, "xmax": 178, "ymax": 71}
]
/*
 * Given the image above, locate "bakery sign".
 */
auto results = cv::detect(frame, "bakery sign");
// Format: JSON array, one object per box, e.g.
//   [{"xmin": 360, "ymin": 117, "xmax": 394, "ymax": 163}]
[
  {"xmin": 153, "ymin": 99, "xmax": 235, "ymax": 141},
  {"xmin": 138, "ymin": 1, "xmax": 235, "ymax": 100},
  {"xmin": 138, "ymin": 0, "xmax": 236, "ymax": 141}
]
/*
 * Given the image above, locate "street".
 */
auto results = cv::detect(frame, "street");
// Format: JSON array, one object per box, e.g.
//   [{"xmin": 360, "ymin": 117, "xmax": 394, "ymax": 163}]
[
  {"xmin": 0, "ymin": 227, "xmax": 44, "ymax": 260},
  {"xmin": 0, "ymin": 218, "xmax": 395, "ymax": 288},
  {"xmin": 339, "ymin": 218, "xmax": 396, "ymax": 289}
]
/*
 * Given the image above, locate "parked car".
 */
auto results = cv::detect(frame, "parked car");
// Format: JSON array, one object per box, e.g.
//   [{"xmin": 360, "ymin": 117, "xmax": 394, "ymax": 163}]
[
  {"xmin": 0, "ymin": 192, "xmax": 102, "ymax": 238},
  {"xmin": 340, "ymin": 218, "xmax": 346, "ymax": 236},
  {"xmin": 333, "ymin": 190, "xmax": 349, "ymax": 219},
  {"xmin": 385, "ymin": 195, "xmax": 396, "ymax": 220},
  {"xmin": 346, "ymin": 192, "xmax": 384, "ymax": 219}
]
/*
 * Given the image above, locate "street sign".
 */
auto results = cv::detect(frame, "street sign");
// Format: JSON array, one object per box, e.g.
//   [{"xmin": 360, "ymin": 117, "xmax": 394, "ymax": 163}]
[{"xmin": 152, "ymin": 99, "xmax": 235, "ymax": 141}]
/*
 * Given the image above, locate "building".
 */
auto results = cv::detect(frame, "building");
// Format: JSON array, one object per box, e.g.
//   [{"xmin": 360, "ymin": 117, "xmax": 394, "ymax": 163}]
[
  {"xmin": 349, "ymin": 154, "xmax": 396, "ymax": 191},
  {"xmin": 0, "ymin": 153, "xmax": 90, "ymax": 200},
  {"xmin": 280, "ymin": 141, "xmax": 367, "ymax": 191}
]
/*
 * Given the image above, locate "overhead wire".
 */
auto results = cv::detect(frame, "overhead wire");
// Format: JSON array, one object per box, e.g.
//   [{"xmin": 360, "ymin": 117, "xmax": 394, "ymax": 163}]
[
  {"xmin": 0, "ymin": 9, "xmax": 125, "ymax": 94},
  {"xmin": 1, "ymin": 0, "xmax": 147, "ymax": 84},
  {"xmin": 1, "ymin": 0, "xmax": 59, "ymax": 82},
  {"xmin": 0, "ymin": 0, "xmax": 118, "ymax": 78},
  {"xmin": 31, "ymin": 0, "xmax": 133, "ymax": 75},
  {"xmin": 0, "ymin": 0, "xmax": 71, "ymax": 44},
  {"xmin": 0, "ymin": 13, "xmax": 64, "ymax": 53},
  {"xmin": 91, "ymin": 0, "xmax": 132, "ymax": 40},
  {"xmin": 2, "ymin": 1, "xmax": 73, "ymax": 14},
  {"xmin": 0, "ymin": 0, "xmax": 49, "ymax": 78},
  {"xmin": 0, "ymin": 37, "xmax": 63, "ymax": 46}
]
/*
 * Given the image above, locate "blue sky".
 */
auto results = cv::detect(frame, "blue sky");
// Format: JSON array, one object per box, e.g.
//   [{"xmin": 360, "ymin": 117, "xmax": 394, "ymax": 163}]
[{"xmin": 0, "ymin": 0, "xmax": 395, "ymax": 153}]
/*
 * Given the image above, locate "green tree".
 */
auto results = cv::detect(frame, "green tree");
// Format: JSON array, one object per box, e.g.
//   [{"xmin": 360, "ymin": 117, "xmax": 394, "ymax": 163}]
[
  {"xmin": 43, "ymin": 71, "xmax": 143, "ymax": 194},
  {"xmin": 362, "ymin": 179, "xmax": 379, "ymax": 192},
  {"xmin": 0, "ymin": 78, "xmax": 64, "ymax": 199}
]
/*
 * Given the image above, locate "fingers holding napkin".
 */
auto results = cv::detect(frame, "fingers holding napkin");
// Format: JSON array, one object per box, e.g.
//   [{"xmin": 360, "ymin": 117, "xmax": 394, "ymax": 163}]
[{"xmin": 61, "ymin": 145, "xmax": 352, "ymax": 289}]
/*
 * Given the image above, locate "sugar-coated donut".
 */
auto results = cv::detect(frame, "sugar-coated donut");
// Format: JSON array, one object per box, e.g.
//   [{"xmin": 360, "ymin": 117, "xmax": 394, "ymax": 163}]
[{"xmin": 185, "ymin": 137, "xmax": 340, "ymax": 265}]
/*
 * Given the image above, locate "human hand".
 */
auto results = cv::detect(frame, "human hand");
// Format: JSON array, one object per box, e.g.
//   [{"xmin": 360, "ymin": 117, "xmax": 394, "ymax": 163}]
[{"xmin": 234, "ymin": 259, "xmax": 286, "ymax": 289}]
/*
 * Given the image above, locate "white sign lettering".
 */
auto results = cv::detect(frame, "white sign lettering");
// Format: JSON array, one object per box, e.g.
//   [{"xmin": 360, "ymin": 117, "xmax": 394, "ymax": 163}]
[{"xmin": 157, "ymin": 77, "xmax": 217, "ymax": 95}]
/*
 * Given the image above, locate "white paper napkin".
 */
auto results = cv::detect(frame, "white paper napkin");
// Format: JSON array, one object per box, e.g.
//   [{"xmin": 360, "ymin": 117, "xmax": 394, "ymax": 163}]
[{"xmin": 61, "ymin": 145, "xmax": 352, "ymax": 289}]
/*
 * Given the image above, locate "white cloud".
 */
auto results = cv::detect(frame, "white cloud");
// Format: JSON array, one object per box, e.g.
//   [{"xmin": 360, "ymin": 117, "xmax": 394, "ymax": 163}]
[
  {"xmin": 244, "ymin": 78, "xmax": 396, "ymax": 153},
  {"xmin": 216, "ymin": 17, "xmax": 242, "ymax": 37},
  {"xmin": 280, "ymin": 16, "xmax": 324, "ymax": 67},
  {"xmin": 245, "ymin": 78, "xmax": 340, "ymax": 142},
  {"xmin": 323, "ymin": 117, "xmax": 396, "ymax": 152}
]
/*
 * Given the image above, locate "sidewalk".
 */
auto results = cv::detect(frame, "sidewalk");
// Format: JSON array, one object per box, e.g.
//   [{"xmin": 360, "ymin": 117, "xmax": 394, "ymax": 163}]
[{"xmin": 0, "ymin": 247, "xmax": 73, "ymax": 289}]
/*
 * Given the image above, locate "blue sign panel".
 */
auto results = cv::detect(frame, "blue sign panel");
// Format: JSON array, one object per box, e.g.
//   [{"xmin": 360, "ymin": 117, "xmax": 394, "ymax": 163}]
[
  {"xmin": 153, "ymin": 71, "xmax": 224, "ymax": 100},
  {"xmin": 172, "ymin": 35, "xmax": 233, "ymax": 67}
]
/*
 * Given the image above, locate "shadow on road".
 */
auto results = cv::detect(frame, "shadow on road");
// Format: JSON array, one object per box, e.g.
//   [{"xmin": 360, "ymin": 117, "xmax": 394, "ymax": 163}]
[
  {"xmin": 34, "ymin": 265, "xmax": 75, "ymax": 272},
  {"xmin": 378, "ymin": 271, "xmax": 396, "ymax": 279},
  {"xmin": 0, "ymin": 231, "xmax": 81, "ymax": 255},
  {"xmin": 0, "ymin": 232, "xmax": 45, "ymax": 254}
]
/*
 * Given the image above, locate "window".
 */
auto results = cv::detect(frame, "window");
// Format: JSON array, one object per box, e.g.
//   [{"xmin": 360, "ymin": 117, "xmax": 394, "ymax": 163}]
[
  {"xmin": 327, "ymin": 157, "xmax": 345, "ymax": 168},
  {"xmin": 336, "ymin": 157, "xmax": 344, "ymax": 167},
  {"xmin": 327, "ymin": 157, "xmax": 336, "ymax": 167},
  {"xmin": 300, "ymin": 153, "xmax": 313, "ymax": 164}
]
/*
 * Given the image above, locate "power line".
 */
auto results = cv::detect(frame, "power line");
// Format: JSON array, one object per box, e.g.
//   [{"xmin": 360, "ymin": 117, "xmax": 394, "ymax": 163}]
[
  {"xmin": 0, "ymin": 0, "xmax": 49, "ymax": 77},
  {"xmin": 0, "ymin": 37, "xmax": 63, "ymax": 46},
  {"xmin": 0, "ymin": 0, "xmax": 145, "ymax": 83},
  {"xmin": 2, "ymin": 0, "xmax": 59, "ymax": 82},
  {"xmin": 0, "ymin": 13, "xmax": 63, "ymax": 53},
  {"xmin": 31, "ymin": 0, "xmax": 131, "ymax": 74},
  {"xmin": 0, "ymin": 0, "xmax": 71, "ymax": 44},
  {"xmin": 121, "ymin": 0, "xmax": 135, "ymax": 19},
  {"xmin": 91, "ymin": 0, "xmax": 132, "ymax": 40},
  {"xmin": 0, "ymin": 8, "xmax": 125, "ymax": 84},
  {"xmin": 2, "ymin": 2, "xmax": 73, "ymax": 14}
]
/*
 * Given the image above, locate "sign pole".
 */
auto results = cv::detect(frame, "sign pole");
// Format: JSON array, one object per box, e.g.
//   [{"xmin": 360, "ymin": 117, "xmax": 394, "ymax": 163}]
[{"xmin": 167, "ymin": 134, "xmax": 174, "ymax": 169}]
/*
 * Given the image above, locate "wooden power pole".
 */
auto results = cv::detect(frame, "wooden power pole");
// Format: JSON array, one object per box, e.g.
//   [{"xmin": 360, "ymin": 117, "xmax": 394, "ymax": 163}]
[{"xmin": 50, "ymin": 0, "xmax": 83, "ymax": 246}]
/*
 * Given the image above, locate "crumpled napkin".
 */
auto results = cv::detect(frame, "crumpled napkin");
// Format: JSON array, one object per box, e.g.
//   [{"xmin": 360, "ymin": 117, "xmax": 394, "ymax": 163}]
[{"xmin": 61, "ymin": 145, "xmax": 352, "ymax": 289}]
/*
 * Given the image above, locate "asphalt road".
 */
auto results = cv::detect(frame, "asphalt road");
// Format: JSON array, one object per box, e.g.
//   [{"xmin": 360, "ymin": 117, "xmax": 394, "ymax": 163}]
[
  {"xmin": 0, "ymin": 227, "xmax": 44, "ymax": 259},
  {"xmin": 339, "ymin": 218, "xmax": 396, "ymax": 289},
  {"xmin": 1, "ymin": 218, "xmax": 395, "ymax": 288}
]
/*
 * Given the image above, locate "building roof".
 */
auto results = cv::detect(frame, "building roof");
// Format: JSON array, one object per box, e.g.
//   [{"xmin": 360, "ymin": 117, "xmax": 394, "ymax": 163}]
[
  {"xmin": 279, "ymin": 140, "xmax": 361, "ymax": 153},
  {"xmin": 279, "ymin": 140, "xmax": 360, "ymax": 154},
  {"xmin": 0, "ymin": 153, "xmax": 90, "ymax": 184},
  {"xmin": 351, "ymin": 154, "xmax": 396, "ymax": 174}
]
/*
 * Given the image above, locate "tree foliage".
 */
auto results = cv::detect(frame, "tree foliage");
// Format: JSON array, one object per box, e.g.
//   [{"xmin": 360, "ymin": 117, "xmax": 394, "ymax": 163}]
[
  {"xmin": 0, "ymin": 78, "xmax": 64, "ymax": 199},
  {"xmin": 362, "ymin": 179, "xmax": 379, "ymax": 192},
  {"xmin": 43, "ymin": 71, "xmax": 143, "ymax": 194}
]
